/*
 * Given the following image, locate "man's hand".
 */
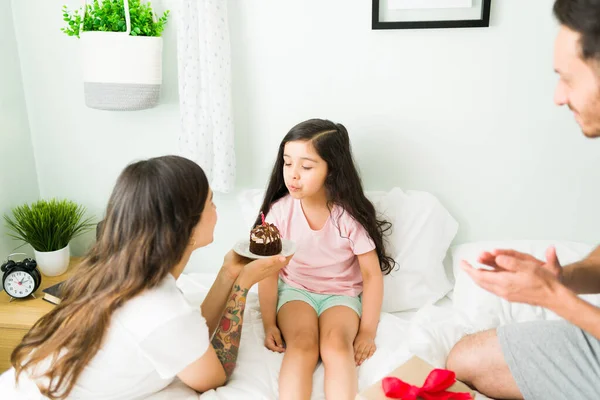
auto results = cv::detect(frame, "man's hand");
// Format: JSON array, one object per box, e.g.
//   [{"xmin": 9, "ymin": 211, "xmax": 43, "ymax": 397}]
[
  {"xmin": 462, "ymin": 246, "xmax": 563, "ymax": 307},
  {"xmin": 477, "ymin": 247, "xmax": 563, "ymax": 281}
]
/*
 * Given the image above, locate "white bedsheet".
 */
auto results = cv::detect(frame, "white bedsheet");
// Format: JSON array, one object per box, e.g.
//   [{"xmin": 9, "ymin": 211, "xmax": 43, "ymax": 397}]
[
  {"xmin": 149, "ymin": 274, "xmax": 491, "ymax": 400},
  {"xmin": 0, "ymin": 274, "xmax": 488, "ymax": 399},
  {"xmin": 150, "ymin": 293, "xmax": 416, "ymax": 400},
  {"xmin": 389, "ymin": 294, "xmax": 454, "ymax": 322}
]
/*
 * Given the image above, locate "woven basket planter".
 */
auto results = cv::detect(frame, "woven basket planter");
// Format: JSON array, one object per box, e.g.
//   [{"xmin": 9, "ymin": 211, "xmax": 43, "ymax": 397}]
[{"xmin": 80, "ymin": 0, "xmax": 163, "ymax": 111}]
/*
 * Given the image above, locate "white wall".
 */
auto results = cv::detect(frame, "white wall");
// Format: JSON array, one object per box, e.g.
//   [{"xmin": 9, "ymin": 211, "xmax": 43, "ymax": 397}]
[
  {"xmin": 9, "ymin": 0, "xmax": 600, "ymax": 273},
  {"xmin": 10, "ymin": 0, "xmax": 181, "ymax": 255},
  {"xmin": 228, "ymin": 0, "xmax": 600, "ymax": 244},
  {"xmin": 0, "ymin": 0, "xmax": 40, "ymax": 259}
]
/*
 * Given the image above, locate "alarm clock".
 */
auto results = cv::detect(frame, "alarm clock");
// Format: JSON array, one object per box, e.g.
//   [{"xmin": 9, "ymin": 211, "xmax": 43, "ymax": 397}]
[{"xmin": 1, "ymin": 253, "xmax": 42, "ymax": 300}]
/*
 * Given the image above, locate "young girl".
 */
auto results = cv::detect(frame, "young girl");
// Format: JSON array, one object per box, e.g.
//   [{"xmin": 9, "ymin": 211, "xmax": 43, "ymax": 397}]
[
  {"xmin": 0, "ymin": 155, "xmax": 289, "ymax": 399},
  {"xmin": 257, "ymin": 119, "xmax": 395, "ymax": 400}
]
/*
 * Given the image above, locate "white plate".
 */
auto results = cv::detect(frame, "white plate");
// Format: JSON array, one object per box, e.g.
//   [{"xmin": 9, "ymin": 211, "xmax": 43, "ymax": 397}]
[{"xmin": 233, "ymin": 239, "xmax": 296, "ymax": 259}]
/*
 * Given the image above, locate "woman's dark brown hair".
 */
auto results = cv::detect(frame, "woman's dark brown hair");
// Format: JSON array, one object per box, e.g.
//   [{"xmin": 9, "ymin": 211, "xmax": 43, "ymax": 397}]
[{"xmin": 12, "ymin": 155, "xmax": 209, "ymax": 399}]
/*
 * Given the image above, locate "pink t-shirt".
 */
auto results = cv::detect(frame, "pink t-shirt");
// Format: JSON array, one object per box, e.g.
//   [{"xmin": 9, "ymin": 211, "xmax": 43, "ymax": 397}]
[{"xmin": 266, "ymin": 195, "xmax": 376, "ymax": 297}]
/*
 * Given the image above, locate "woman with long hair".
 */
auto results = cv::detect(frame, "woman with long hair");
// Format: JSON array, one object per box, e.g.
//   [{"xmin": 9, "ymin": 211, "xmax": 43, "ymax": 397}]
[{"xmin": 2, "ymin": 155, "xmax": 290, "ymax": 399}]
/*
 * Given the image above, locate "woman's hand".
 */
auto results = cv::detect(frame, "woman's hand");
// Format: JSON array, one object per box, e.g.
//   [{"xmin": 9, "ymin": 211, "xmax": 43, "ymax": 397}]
[
  {"xmin": 220, "ymin": 250, "xmax": 252, "ymax": 282},
  {"xmin": 264, "ymin": 325, "xmax": 285, "ymax": 353},
  {"xmin": 353, "ymin": 331, "xmax": 376, "ymax": 366},
  {"xmin": 237, "ymin": 254, "xmax": 292, "ymax": 288}
]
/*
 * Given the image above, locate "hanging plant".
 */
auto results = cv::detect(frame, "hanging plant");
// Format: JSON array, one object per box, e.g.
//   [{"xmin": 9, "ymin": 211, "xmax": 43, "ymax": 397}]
[
  {"xmin": 59, "ymin": 0, "xmax": 169, "ymax": 111},
  {"xmin": 61, "ymin": 0, "xmax": 169, "ymax": 38}
]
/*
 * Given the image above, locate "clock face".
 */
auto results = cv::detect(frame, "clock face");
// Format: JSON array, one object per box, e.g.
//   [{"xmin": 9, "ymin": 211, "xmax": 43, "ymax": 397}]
[{"xmin": 4, "ymin": 270, "xmax": 36, "ymax": 298}]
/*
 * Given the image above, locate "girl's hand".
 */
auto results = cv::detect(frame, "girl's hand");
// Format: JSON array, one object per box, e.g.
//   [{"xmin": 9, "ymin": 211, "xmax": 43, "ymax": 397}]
[
  {"xmin": 353, "ymin": 331, "xmax": 376, "ymax": 366},
  {"xmin": 264, "ymin": 325, "xmax": 286, "ymax": 353}
]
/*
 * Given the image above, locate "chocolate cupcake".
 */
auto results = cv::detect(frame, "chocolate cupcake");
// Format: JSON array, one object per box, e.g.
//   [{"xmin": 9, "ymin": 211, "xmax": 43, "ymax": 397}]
[{"xmin": 250, "ymin": 213, "xmax": 282, "ymax": 256}]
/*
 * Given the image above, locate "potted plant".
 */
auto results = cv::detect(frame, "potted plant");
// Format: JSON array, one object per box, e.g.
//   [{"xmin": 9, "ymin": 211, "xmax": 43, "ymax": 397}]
[
  {"xmin": 61, "ymin": 0, "xmax": 170, "ymax": 111},
  {"xmin": 4, "ymin": 199, "xmax": 95, "ymax": 276}
]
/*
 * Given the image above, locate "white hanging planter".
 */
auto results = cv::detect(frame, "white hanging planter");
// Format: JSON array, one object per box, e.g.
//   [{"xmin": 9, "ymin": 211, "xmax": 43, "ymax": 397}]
[
  {"xmin": 34, "ymin": 244, "xmax": 71, "ymax": 277},
  {"xmin": 80, "ymin": 0, "xmax": 163, "ymax": 111}
]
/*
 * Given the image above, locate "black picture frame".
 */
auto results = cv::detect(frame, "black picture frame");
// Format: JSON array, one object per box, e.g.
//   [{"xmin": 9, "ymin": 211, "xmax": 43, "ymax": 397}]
[{"xmin": 372, "ymin": 0, "xmax": 491, "ymax": 30}]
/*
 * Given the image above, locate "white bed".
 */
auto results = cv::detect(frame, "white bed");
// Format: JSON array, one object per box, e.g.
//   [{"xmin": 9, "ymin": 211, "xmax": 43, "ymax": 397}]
[
  {"xmin": 150, "ymin": 277, "xmax": 446, "ymax": 400},
  {"xmin": 110, "ymin": 190, "xmax": 600, "ymax": 400},
  {"xmin": 146, "ymin": 274, "xmax": 494, "ymax": 400},
  {"xmin": 152, "ymin": 187, "xmax": 469, "ymax": 399},
  {"xmin": 3, "ymin": 188, "xmax": 595, "ymax": 399},
  {"xmin": 152, "ymin": 184, "xmax": 598, "ymax": 400}
]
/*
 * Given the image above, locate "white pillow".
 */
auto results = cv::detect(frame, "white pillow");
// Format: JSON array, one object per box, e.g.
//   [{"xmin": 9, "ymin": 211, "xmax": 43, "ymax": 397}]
[
  {"xmin": 452, "ymin": 240, "xmax": 598, "ymax": 327},
  {"xmin": 237, "ymin": 188, "xmax": 458, "ymax": 313},
  {"xmin": 238, "ymin": 189, "xmax": 269, "ymax": 228}
]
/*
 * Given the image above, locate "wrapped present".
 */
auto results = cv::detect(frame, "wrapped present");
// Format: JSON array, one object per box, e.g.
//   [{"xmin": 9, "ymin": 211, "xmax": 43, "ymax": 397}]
[{"xmin": 357, "ymin": 356, "xmax": 475, "ymax": 400}]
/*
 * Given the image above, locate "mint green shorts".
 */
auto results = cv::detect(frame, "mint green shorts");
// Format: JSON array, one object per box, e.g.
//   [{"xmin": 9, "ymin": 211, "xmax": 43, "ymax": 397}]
[{"xmin": 276, "ymin": 279, "xmax": 362, "ymax": 317}]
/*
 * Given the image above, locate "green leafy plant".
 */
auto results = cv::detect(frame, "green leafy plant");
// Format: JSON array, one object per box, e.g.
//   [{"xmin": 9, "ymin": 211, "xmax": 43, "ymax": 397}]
[
  {"xmin": 61, "ymin": 0, "xmax": 169, "ymax": 38},
  {"xmin": 4, "ymin": 199, "xmax": 95, "ymax": 252}
]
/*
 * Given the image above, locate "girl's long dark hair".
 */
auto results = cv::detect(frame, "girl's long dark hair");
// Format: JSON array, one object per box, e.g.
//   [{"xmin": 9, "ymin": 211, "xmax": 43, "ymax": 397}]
[
  {"xmin": 255, "ymin": 119, "xmax": 396, "ymax": 275},
  {"xmin": 12, "ymin": 155, "xmax": 209, "ymax": 399}
]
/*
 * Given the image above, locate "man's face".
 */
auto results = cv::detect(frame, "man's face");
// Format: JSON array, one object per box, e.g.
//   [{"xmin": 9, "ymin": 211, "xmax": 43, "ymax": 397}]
[{"xmin": 554, "ymin": 25, "xmax": 600, "ymax": 138}]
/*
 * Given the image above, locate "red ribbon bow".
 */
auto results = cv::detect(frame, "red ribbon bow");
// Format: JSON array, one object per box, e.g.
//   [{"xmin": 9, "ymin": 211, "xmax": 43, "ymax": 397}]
[{"xmin": 382, "ymin": 369, "xmax": 472, "ymax": 400}]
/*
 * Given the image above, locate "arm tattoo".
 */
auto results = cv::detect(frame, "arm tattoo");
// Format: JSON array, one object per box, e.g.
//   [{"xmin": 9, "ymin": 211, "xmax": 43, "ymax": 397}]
[{"xmin": 211, "ymin": 284, "xmax": 249, "ymax": 378}]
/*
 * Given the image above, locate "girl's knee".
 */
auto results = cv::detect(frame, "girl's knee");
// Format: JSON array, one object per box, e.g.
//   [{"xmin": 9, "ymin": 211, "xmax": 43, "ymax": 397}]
[
  {"xmin": 286, "ymin": 330, "xmax": 319, "ymax": 354},
  {"xmin": 319, "ymin": 330, "xmax": 354, "ymax": 361}
]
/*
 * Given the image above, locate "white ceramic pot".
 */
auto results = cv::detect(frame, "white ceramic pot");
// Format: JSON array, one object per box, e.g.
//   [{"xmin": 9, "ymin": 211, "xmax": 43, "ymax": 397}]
[{"xmin": 34, "ymin": 244, "xmax": 70, "ymax": 277}]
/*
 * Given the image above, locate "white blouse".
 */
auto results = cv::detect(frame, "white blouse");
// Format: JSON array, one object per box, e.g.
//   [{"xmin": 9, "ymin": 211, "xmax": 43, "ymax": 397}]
[{"xmin": 0, "ymin": 274, "xmax": 209, "ymax": 399}]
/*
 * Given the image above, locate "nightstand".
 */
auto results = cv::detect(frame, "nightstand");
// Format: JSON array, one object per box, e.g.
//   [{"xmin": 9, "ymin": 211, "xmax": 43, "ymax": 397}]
[{"xmin": 0, "ymin": 258, "xmax": 79, "ymax": 372}]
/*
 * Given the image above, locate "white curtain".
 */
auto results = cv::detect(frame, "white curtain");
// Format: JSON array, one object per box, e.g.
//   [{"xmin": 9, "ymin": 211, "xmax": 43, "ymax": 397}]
[{"xmin": 176, "ymin": 0, "xmax": 235, "ymax": 193}]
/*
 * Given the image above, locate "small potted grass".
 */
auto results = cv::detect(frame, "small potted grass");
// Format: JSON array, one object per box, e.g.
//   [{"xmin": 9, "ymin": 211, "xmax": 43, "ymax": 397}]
[{"xmin": 4, "ymin": 199, "xmax": 95, "ymax": 276}]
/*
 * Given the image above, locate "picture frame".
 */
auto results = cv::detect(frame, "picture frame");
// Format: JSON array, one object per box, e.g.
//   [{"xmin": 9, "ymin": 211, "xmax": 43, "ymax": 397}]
[{"xmin": 372, "ymin": 0, "xmax": 492, "ymax": 30}]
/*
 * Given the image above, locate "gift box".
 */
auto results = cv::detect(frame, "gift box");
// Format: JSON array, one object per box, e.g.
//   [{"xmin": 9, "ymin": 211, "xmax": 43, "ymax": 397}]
[{"xmin": 357, "ymin": 356, "xmax": 475, "ymax": 400}]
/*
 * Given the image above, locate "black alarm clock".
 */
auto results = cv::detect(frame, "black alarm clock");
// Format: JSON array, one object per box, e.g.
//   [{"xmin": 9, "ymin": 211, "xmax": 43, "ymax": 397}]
[{"xmin": 1, "ymin": 253, "xmax": 42, "ymax": 300}]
